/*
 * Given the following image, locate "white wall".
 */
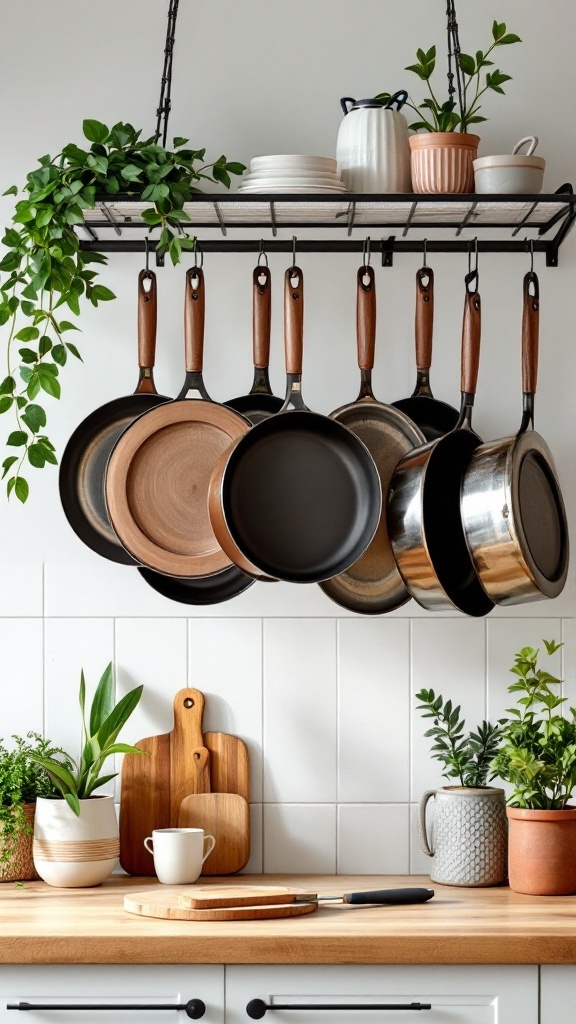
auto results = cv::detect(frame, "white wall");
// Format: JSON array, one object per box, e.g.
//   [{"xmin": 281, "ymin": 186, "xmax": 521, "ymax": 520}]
[{"xmin": 0, "ymin": 0, "xmax": 574, "ymax": 875}]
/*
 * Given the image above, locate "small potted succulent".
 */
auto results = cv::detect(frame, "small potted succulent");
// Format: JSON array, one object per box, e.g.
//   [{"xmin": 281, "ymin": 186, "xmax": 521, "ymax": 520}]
[
  {"xmin": 403, "ymin": 19, "xmax": 521, "ymax": 193},
  {"xmin": 0, "ymin": 733, "xmax": 62, "ymax": 882},
  {"xmin": 28, "ymin": 663, "xmax": 143, "ymax": 887},
  {"xmin": 492, "ymin": 640, "xmax": 576, "ymax": 896},
  {"xmin": 416, "ymin": 689, "xmax": 507, "ymax": 886}
]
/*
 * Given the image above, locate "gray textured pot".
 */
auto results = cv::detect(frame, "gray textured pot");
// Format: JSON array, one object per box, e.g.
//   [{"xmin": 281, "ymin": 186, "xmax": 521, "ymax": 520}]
[{"xmin": 419, "ymin": 786, "xmax": 508, "ymax": 887}]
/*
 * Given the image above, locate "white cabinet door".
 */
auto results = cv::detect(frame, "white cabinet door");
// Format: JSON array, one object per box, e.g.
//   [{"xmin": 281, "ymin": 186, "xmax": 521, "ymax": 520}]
[
  {"xmin": 0, "ymin": 966, "xmax": 223, "ymax": 1024},
  {"xmin": 541, "ymin": 966, "xmax": 576, "ymax": 1023},
  {"xmin": 225, "ymin": 965, "xmax": 538, "ymax": 1024}
]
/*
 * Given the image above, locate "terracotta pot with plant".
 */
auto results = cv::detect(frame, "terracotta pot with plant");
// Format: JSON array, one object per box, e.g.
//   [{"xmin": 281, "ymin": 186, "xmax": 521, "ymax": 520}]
[
  {"xmin": 416, "ymin": 690, "xmax": 507, "ymax": 886},
  {"xmin": 0, "ymin": 733, "xmax": 64, "ymax": 882},
  {"xmin": 492, "ymin": 639, "xmax": 576, "ymax": 896},
  {"xmin": 28, "ymin": 663, "xmax": 144, "ymax": 888},
  {"xmin": 399, "ymin": 11, "xmax": 521, "ymax": 193}
]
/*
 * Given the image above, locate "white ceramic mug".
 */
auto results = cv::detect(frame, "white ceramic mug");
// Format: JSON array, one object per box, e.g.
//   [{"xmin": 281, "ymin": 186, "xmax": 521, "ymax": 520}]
[{"xmin": 143, "ymin": 828, "xmax": 216, "ymax": 884}]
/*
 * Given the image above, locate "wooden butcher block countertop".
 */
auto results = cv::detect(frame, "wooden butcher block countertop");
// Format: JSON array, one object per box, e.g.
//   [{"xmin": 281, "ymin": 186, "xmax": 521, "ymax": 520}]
[{"xmin": 2, "ymin": 874, "xmax": 576, "ymax": 965}]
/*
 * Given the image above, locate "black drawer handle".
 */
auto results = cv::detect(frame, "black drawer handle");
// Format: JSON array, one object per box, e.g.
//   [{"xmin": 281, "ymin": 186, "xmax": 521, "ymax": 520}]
[
  {"xmin": 246, "ymin": 1001, "xmax": 431, "ymax": 1018},
  {"xmin": 7, "ymin": 1001, "xmax": 205, "ymax": 1019}
]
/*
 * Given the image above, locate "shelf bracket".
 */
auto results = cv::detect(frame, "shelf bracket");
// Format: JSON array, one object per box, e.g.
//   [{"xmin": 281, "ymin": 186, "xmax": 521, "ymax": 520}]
[
  {"xmin": 381, "ymin": 235, "xmax": 395, "ymax": 267},
  {"xmin": 269, "ymin": 202, "xmax": 277, "ymax": 237},
  {"xmin": 213, "ymin": 202, "xmax": 227, "ymax": 236}
]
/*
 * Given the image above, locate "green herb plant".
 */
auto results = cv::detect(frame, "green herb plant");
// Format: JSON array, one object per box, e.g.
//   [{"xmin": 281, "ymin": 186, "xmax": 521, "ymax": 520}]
[
  {"xmin": 416, "ymin": 689, "xmax": 504, "ymax": 788},
  {"xmin": 395, "ymin": 20, "xmax": 521, "ymax": 133},
  {"xmin": 0, "ymin": 733, "xmax": 62, "ymax": 864},
  {"xmin": 0, "ymin": 119, "xmax": 245, "ymax": 502},
  {"xmin": 491, "ymin": 640, "xmax": 576, "ymax": 810},
  {"xmin": 28, "ymin": 662, "xmax": 144, "ymax": 815}
]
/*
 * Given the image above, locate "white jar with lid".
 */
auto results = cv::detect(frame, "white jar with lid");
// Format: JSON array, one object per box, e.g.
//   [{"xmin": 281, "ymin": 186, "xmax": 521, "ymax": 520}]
[{"xmin": 336, "ymin": 91, "xmax": 412, "ymax": 193}]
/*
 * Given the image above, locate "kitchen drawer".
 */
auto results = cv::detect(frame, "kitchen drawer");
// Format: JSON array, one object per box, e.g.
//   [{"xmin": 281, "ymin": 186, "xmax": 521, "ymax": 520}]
[
  {"xmin": 541, "ymin": 965, "xmax": 576, "ymax": 1023},
  {"xmin": 0, "ymin": 966, "xmax": 223, "ymax": 1024},
  {"xmin": 225, "ymin": 965, "xmax": 538, "ymax": 1024}
]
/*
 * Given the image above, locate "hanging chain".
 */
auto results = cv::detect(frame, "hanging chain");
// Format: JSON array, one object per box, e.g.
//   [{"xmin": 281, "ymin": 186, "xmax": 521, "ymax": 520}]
[
  {"xmin": 446, "ymin": 0, "xmax": 465, "ymax": 128},
  {"xmin": 155, "ymin": 0, "xmax": 181, "ymax": 147}
]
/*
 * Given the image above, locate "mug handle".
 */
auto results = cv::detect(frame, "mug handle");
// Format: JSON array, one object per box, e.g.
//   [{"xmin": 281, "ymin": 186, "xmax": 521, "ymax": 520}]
[
  {"xmin": 418, "ymin": 790, "xmax": 436, "ymax": 858},
  {"xmin": 201, "ymin": 834, "xmax": 216, "ymax": 865},
  {"xmin": 143, "ymin": 836, "xmax": 154, "ymax": 855},
  {"xmin": 513, "ymin": 135, "xmax": 538, "ymax": 157}
]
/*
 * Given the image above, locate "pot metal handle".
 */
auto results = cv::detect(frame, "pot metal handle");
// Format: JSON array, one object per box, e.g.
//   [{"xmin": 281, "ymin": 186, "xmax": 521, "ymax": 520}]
[{"xmin": 418, "ymin": 789, "xmax": 436, "ymax": 858}]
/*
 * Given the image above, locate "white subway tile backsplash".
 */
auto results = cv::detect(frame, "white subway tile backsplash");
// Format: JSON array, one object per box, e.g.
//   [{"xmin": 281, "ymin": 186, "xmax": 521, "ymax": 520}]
[
  {"xmin": 263, "ymin": 804, "xmax": 336, "ymax": 873},
  {"xmin": 188, "ymin": 618, "xmax": 263, "ymax": 800},
  {"xmin": 337, "ymin": 804, "xmax": 409, "ymax": 874},
  {"xmin": 487, "ymin": 618, "xmax": 562, "ymax": 721},
  {"xmin": 411, "ymin": 619, "xmax": 486, "ymax": 800},
  {"xmin": 0, "ymin": 563, "xmax": 43, "ymax": 617},
  {"xmin": 0, "ymin": 619, "xmax": 43, "ymax": 741},
  {"xmin": 409, "ymin": 802, "xmax": 434, "ymax": 876},
  {"xmin": 263, "ymin": 619, "xmax": 337, "ymax": 803},
  {"xmin": 338, "ymin": 619, "xmax": 410, "ymax": 802},
  {"xmin": 243, "ymin": 803, "xmax": 263, "ymax": 874},
  {"xmin": 115, "ymin": 618, "xmax": 188, "ymax": 747}
]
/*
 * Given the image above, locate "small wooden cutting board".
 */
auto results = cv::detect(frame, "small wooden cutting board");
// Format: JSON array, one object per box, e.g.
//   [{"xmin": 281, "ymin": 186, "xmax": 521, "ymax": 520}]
[
  {"xmin": 124, "ymin": 888, "xmax": 318, "ymax": 921},
  {"xmin": 178, "ymin": 793, "xmax": 250, "ymax": 875}
]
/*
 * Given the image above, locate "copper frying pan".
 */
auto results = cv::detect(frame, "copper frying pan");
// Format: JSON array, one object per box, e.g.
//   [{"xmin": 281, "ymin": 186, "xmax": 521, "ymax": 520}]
[{"xmin": 105, "ymin": 268, "xmax": 251, "ymax": 577}]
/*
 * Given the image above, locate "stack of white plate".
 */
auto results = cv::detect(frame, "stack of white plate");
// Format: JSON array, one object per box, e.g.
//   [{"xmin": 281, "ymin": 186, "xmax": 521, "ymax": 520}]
[{"xmin": 239, "ymin": 155, "xmax": 347, "ymax": 193}]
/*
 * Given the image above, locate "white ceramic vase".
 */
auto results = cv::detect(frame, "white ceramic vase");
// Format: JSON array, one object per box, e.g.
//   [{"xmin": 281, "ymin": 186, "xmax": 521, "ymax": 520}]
[
  {"xmin": 33, "ymin": 795, "xmax": 119, "ymax": 887},
  {"xmin": 336, "ymin": 95, "xmax": 412, "ymax": 193}
]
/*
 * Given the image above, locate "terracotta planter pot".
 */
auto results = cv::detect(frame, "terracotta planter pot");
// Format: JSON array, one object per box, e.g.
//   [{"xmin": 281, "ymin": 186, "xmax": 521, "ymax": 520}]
[
  {"xmin": 33, "ymin": 795, "xmax": 119, "ymax": 888},
  {"xmin": 409, "ymin": 133, "xmax": 480, "ymax": 194},
  {"xmin": 0, "ymin": 803, "xmax": 36, "ymax": 882},
  {"xmin": 507, "ymin": 806, "xmax": 576, "ymax": 895}
]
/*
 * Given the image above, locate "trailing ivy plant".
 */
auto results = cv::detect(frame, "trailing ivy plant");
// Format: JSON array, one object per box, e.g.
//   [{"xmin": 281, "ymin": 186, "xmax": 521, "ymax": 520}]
[
  {"xmin": 0, "ymin": 119, "xmax": 245, "ymax": 502},
  {"xmin": 492, "ymin": 640, "xmax": 576, "ymax": 810},
  {"xmin": 416, "ymin": 689, "xmax": 504, "ymax": 788}
]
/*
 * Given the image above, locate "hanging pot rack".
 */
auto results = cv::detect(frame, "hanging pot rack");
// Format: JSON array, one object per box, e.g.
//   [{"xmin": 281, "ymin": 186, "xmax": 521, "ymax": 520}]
[{"xmin": 76, "ymin": 0, "xmax": 576, "ymax": 267}]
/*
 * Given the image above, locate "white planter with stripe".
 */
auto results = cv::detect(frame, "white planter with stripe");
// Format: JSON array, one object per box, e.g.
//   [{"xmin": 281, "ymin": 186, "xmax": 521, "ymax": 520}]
[{"xmin": 33, "ymin": 796, "xmax": 119, "ymax": 887}]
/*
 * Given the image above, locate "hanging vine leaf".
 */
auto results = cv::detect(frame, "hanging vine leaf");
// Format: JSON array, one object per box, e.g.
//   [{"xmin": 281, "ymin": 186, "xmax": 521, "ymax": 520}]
[{"xmin": 0, "ymin": 121, "xmax": 245, "ymax": 501}]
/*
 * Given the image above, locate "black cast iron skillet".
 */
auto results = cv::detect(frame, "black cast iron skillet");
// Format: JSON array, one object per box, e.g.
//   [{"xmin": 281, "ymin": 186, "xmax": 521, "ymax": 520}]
[
  {"xmin": 225, "ymin": 264, "xmax": 283, "ymax": 423},
  {"xmin": 392, "ymin": 265, "xmax": 460, "ymax": 441},
  {"xmin": 209, "ymin": 266, "xmax": 382, "ymax": 584},
  {"xmin": 138, "ymin": 562, "xmax": 255, "ymax": 606},
  {"xmin": 59, "ymin": 270, "xmax": 170, "ymax": 565}
]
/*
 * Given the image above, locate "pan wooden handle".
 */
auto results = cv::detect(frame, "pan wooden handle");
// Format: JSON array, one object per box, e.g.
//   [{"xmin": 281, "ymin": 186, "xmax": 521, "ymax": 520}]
[
  {"xmin": 356, "ymin": 266, "xmax": 376, "ymax": 371},
  {"xmin": 184, "ymin": 267, "xmax": 205, "ymax": 374},
  {"xmin": 461, "ymin": 290, "xmax": 481, "ymax": 395},
  {"xmin": 135, "ymin": 270, "xmax": 158, "ymax": 395},
  {"xmin": 415, "ymin": 266, "xmax": 434, "ymax": 371},
  {"xmin": 522, "ymin": 271, "xmax": 539, "ymax": 395},
  {"xmin": 284, "ymin": 266, "xmax": 303, "ymax": 375},
  {"xmin": 253, "ymin": 265, "xmax": 272, "ymax": 369}
]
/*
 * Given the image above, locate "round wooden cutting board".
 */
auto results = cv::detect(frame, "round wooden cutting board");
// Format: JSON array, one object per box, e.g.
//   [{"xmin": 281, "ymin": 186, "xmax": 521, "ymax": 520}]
[{"xmin": 124, "ymin": 889, "xmax": 318, "ymax": 922}]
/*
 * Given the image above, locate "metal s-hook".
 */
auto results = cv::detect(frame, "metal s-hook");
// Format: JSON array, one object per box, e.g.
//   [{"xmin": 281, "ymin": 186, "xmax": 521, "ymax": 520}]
[
  {"xmin": 422, "ymin": 238, "xmax": 428, "ymax": 268},
  {"xmin": 362, "ymin": 236, "xmax": 371, "ymax": 268},
  {"xmin": 144, "ymin": 236, "xmax": 150, "ymax": 273},
  {"xmin": 292, "ymin": 235, "xmax": 297, "ymax": 267},
  {"xmin": 525, "ymin": 237, "xmax": 535, "ymax": 274},
  {"xmin": 465, "ymin": 237, "xmax": 479, "ymax": 293},
  {"xmin": 193, "ymin": 237, "xmax": 204, "ymax": 269},
  {"xmin": 258, "ymin": 239, "xmax": 268, "ymax": 267}
]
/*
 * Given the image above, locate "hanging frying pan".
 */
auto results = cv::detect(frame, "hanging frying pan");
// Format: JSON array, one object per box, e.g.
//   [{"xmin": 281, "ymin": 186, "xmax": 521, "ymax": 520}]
[
  {"xmin": 137, "ymin": 562, "xmax": 255, "ymax": 605},
  {"xmin": 106, "ymin": 267, "xmax": 251, "ymax": 577},
  {"xmin": 319, "ymin": 265, "xmax": 425, "ymax": 613},
  {"xmin": 386, "ymin": 269, "xmax": 494, "ymax": 616},
  {"xmin": 392, "ymin": 266, "xmax": 460, "ymax": 441},
  {"xmin": 225, "ymin": 263, "xmax": 283, "ymax": 423},
  {"xmin": 208, "ymin": 266, "xmax": 382, "ymax": 584},
  {"xmin": 461, "ymin": 270, "xmax": 569, "ymax": 604},
  {"xmin": 59, "ymin": 270, "xmax": 170, "ymax": 565}
]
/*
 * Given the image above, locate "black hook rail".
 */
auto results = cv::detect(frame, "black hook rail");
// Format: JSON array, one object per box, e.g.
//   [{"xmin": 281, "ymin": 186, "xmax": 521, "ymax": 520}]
[
  {"xmin": 8, "ymin": 1000, "xmax": 205, "ymax": 1018},
  {"xmin": 246, "ymin": 1000, "xmax": 431, "ymax": 1018}
]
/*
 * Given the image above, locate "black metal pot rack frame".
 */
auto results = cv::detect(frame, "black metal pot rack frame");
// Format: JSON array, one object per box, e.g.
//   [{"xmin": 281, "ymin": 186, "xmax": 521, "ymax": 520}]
[{"xmin": 77, "ymin": 184, "xmax": 576, "ymax": 268}]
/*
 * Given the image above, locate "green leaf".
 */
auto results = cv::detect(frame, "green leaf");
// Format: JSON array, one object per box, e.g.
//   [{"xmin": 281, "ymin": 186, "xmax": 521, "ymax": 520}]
[
  {"xmin": 38, "ymin": 372, "xmax": 61, "ymax": 399},
  {"xmin": 15, "ymin": 327, "xmax": 39, "ymax": 343},
  {"xmin": 2, "ymin": 228, "xmax": 21, "ymax": 248},
  {"xmin": 492, "ymin": 20, "xmax": 505, "ymax": 41},
  {"xmin": 0, "ymin": 396, "xmax": 13, "ymax": 414},
  {"xmin": 89, "ymin": 662, "xmax": 115, "ymax": 737},
  {"xmin": 51, "ymin": 344, "xmax": 67, "ymax": 366},
  {"xmin": 97, "ymin": 684, "xmax": 143, "ymax": 748},
  {"xmin": 224, "ymin": 162, "xmax": 246, "ymax": 176},
  {"xmin": 173, "ymin": 136, "xmax": 189, "ymax": 147},
  {"xmin": 1, "ymin": 457, "xmax": 17, "ymax": 479},
  {"xmin": 39, "ymin": 336, "xmax": 52, "ymax": 357},
  {"xmin": 15, "ymin": 477, "xmax": 29, "ymax": 503},
  {"xmin": 2, "ymin": 185, "xmax": 18, "ymax": 196},
  {"xmin": 22, "ymin": 404, "xmax": 46, "ymax": 432},
  {"xmin": 120, "ymin": 164, "xmax": 143, "ymax": 182},
  {"xmin": 6, "ymin": 476, "xmax": 16, "ymax": 498},
  {"xmin": 496, "ymin": 33, "xmax": 521, "ymax": 45},
  {"xmin": 58, "ymin": 320, "xmax": 79, "ymax": 332},
  {"xmin": 65, "ymin": 342, "xmax": 82, "ymax": 360},
  {"xmin": 19, "ymin": 348, "xmax": 37, "ymax": 364},
  {"xmin": 65, "ymin": 791, "xmax": 81, "ymax": 816},
  {"xmin": 87, "ymin": 773, "xmax": 119, "ymax": 794},
  {"xmin": 459, "ymin": 52, "xmax": 476, "ymax": 76},
  {"xmin": 90, "ymin": 284, "xmax": 116, "ymax": 302},
  {"xmin": 7, "ymin": 431, "xmax": 28, "ymax": 447},
  {"xmin": 0, "ymin": 376, "xmax": 15, "ymax": 394},
  {"xmin": 83, "ymin": 119, "xmax": 109, "ymax": 144},
  {"xmin": 27, "ymin": 445, "xmax": 45, "ymax": 468}
]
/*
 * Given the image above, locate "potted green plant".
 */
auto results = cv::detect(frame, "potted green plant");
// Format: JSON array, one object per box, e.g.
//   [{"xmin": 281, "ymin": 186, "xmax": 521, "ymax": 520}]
[
  {"xmin": 492, "ymin": 639, "xmax": 576, "ymax": 896},
  {"xmin": 416, "ymin": 689, "xmax": 507, "ymax": 886},
  {"xmin": 401, "ymin": 19, "xmax": 521, "ymax": 193},
  {"xmin": 0, "ymin": 119, "xmax": 245, "ymax": 503},
  {"xmin": 0, "ymin": 733, "xmax": 63, "ymax": 882},
  {"xmin": 28, "ymin": 662, "xmax": 143, "ymax": 888}
]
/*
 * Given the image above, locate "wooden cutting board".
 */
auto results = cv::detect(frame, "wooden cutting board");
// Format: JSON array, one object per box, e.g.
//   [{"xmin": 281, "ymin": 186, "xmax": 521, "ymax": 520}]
[
  {"xmin": 120, "ymin": 688, "xmax": 250, "ymax": 876},
  {"xmin": 124, "ymin": 888, "xmax": 317, "ymax": 921},
  {"xmin": 178, "ymin": 793, "xmax": 250, "ymax": 875},
  {"xmin": 180, "ymin": 885, "xmax": 316, "ymax": 909}
]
